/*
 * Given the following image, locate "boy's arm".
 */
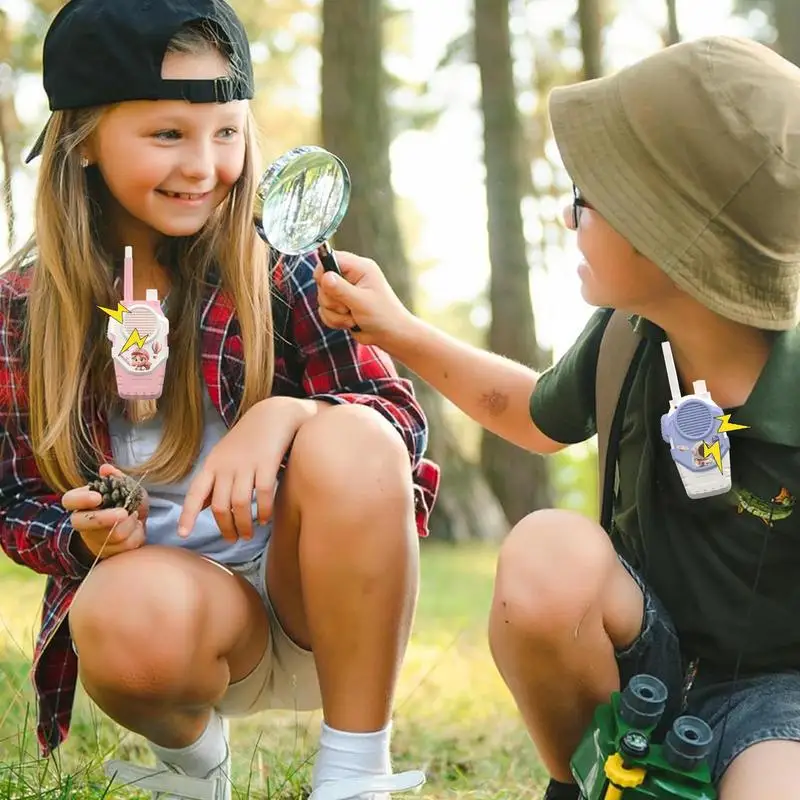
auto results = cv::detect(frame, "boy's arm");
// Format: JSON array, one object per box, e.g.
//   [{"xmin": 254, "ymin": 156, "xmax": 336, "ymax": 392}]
[
  {"xmin": 315, "ymin": 252, "xmax": 606, "ymax": 454},
  {"xmin": 389, "ymin": 309, "xmax": 610, "ymax": 453},
  {"xmin": 386, "ymin": 317, "xmax": 566, "ymax": 454}
]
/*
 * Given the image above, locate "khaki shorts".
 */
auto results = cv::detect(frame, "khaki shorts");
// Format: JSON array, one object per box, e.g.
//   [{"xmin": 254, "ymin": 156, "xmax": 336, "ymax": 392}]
[
  {"xmin": 72, "ymin": 544, "xmax": 322, "ymax": 717},
  {"xmin": 207, "ymin": 543, "xmax": 322, "ymax": 717}
]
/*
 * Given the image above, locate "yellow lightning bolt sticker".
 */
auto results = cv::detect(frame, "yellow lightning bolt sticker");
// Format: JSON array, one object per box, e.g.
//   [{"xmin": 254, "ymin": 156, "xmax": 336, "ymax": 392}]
[
  {"xmin": 699, "ymin": 416, "xmax": 749, "ymax": 473},
  {"xmin": 701, "ymin": 440, "xmax": 723, "ymax": 473},
  {"xmin": 97, "ymin": 302, "xmax": 129, "ymax": 324},
  {"xmin": 716, "ymin": 414, "xmax": 750, "ymax": 434},
  {"xmin": 120, "ymin": 329, "xmax": 148, "ymax": 354}
]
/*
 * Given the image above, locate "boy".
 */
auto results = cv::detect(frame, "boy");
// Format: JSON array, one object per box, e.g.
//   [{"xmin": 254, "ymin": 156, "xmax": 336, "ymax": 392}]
[{"xmin": 314, "ymin": 36, "xmax": 800, "ymax": 800}]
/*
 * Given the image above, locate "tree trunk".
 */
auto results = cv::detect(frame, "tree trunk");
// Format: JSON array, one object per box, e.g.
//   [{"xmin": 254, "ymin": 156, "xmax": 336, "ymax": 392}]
[
  {"xmin": 320, "ymin": 0, "xmax": 509, "ymax": 541},
  {"xmin": 473, "ymin": 0, "xmax": 552, "ymax": 526},
  {"xmin": 665, "ymin": 0, "xmax": 681, "ymax": 45},
  {"xmin": 0, "ymin": 101, "xmax": 15, "ymax": 252},
  {"xmin": 577, "ymin": 0, "xmax": 604, "ymax": 79},
  {"xmin": 0, "ymin": 13, "xmax": 15, "ymax": 251}
]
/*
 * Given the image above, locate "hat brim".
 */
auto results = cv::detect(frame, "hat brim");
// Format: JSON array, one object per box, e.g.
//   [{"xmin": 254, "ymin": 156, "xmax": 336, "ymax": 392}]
[
  {"xmin": 24, "ymin": 116, "xmax": 51, "ymax": 164},
  {"xmin": 549, "ymin": 78, "xmax": 706, "ymax": 279},
  {"xmin": 545, "ymin": 78, "xmax": 780, "ymax": 326}
]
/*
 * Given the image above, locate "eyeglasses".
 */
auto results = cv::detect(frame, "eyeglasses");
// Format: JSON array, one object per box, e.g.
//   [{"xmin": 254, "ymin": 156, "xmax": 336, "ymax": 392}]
[{"xmin": 572, "ymin": 184, "xmax": 593, "ymax": 228}]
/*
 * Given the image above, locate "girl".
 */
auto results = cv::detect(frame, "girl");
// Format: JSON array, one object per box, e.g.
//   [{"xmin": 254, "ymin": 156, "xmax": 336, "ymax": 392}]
[{"xmin": 0, "ymin": 1, "xmax": 439, "ymax": 799}]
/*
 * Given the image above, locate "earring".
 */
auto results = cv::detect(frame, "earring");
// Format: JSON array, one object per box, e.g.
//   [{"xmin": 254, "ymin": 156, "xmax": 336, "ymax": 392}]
[{"xmin": 80, "ymin": 156, "xmax": 89, "ymax": 168}]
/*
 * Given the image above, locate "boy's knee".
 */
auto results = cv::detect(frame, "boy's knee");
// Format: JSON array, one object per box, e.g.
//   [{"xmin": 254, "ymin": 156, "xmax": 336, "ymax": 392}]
[{"xmin": 491, "ymin": 508, "xmax": 616, "ymax": 640}]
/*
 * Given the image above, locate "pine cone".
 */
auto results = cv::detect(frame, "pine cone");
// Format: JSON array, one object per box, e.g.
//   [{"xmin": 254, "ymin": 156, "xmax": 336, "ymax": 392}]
[{"xmin": 87, "ymin": 473, "xmax": 144, "ymax": 513}]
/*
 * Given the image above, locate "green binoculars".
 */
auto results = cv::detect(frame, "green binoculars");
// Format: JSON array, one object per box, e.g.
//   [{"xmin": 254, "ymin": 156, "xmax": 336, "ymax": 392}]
[{"xmin": 570, "ymin": 674, "xmax": 717, "ymax": 800}]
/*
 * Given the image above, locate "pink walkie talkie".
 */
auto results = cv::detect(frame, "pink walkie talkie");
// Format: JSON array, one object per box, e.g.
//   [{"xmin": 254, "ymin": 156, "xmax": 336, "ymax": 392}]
[{"xmin": 107, "ymin": 246, "xmax": 169, "ymax": 400}]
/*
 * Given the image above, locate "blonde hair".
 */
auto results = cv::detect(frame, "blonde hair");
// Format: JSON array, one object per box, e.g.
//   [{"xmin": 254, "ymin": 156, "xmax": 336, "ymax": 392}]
[{"xmin": 5, "ymin": 22, "xmax": 274, "ymax": 491}]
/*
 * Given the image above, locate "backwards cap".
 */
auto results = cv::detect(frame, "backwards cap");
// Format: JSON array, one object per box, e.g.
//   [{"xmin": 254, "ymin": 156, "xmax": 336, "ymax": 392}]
[{"xmin": 26, "ymin": 0, "xmax": 254, "ymax": 163}]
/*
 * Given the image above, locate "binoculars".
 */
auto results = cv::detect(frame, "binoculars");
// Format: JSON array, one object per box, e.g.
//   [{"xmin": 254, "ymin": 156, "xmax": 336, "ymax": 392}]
[{"xmin": 570, "ymin": 674, "xmax": 717, "ymax": 799}]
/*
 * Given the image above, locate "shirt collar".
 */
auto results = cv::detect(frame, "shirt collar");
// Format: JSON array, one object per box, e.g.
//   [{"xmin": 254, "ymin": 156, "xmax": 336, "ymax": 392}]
[{"xmin": 630, "ymin": 315, "xmax": 800, "ymax": 446}]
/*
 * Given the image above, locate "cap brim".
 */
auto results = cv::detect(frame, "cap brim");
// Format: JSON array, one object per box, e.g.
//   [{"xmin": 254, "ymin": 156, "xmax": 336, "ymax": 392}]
[{"xmin": 25, "ymin": 116, "xmax": 51, "ymax": 164}]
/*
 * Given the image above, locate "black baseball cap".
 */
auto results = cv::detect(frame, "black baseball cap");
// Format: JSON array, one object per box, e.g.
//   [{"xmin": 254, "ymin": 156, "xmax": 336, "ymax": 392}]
[{"xmin": 25, "ymin": 0, "xmax": 254, "ymax": 164}]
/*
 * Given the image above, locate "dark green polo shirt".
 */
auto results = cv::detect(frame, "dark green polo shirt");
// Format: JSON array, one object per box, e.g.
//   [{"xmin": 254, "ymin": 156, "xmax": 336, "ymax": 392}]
[{"xmin": 530, "ymin": 308, "xmax": 800, "ymax": 676}]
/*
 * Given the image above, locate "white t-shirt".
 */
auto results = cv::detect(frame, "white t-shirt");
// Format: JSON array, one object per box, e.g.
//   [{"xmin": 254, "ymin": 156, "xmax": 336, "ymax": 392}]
[{"xmin": 109, "ymin": 390, "xmax": 271, "ymax": 563}]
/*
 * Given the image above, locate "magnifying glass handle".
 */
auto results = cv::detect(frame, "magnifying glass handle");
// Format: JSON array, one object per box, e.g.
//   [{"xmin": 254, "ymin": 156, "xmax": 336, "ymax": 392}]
[
  {"xmin": 317, "ymin": 242, "xmax": 361, "ymax": 333},
  {"xmin": 317, "ymin": 242, "xmax": 342, "ymax": 275}
]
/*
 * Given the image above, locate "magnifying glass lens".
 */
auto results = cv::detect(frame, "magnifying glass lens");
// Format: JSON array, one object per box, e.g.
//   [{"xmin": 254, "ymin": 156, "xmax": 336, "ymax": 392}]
[{"xmin": 254, "ymin": 146, "xmax": 351, "ymax": 259}]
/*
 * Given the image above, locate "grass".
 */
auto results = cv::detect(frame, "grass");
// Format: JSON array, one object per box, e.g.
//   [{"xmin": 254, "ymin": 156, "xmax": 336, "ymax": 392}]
[{"xmin": 0, "ymin": 543, "xmax": 548, "ymax": 799}]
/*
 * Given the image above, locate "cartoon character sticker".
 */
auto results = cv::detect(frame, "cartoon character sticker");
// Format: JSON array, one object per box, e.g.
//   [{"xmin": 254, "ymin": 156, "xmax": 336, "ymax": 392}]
[
  {"xmin": 129, "ymin": 348, "xmax": 150, "ymax": 371},
  {"xmin": 126, "ymin": 341, "xmax": 163, "ymax": 371},
  {"xmin": 691, "ymin": 441, "xmax": 716, "ymax": 469}
]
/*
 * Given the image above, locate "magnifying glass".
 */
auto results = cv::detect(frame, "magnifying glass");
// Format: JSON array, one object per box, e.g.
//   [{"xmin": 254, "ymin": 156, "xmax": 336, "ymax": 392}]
[{"xmin": 254, "ymin": 145, "xmax": 351, "ymax": 275}]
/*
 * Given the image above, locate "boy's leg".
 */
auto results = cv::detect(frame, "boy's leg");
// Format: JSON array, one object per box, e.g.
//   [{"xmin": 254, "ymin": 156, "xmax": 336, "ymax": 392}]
[
  {"xmin": 719, "ymin": 742, "xmax": 800, "ymax": 799},
  {"xmin": 689, "ymin": 671, "xmax": 800, "ymax": 800},
  {"xmin": 487, "ymin": 509, "xmax": 683, "ymax": 788},
  {"xmin": 265, "ymin": 403, "xmax": 424, "ymax": 797}
]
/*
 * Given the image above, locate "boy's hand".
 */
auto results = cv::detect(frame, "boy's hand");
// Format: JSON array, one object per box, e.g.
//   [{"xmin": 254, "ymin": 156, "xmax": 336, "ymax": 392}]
[
  {"xmin": 62, "ymin": 464, "xmax": 148, "ymax": 561},
  {"xmin": 314, "ymin": 251, "xmax": 416, "ymax": 352}
]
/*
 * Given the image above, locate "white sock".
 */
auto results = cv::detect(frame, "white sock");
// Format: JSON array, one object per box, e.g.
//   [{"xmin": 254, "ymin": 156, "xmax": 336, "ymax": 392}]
[
  {"xmin": 312, "ymin": 720, "xmax": 392, "ymax": 788},
  {"xmin": 148, "ymin": 710, "xmax": 229, "ymax": 779}
]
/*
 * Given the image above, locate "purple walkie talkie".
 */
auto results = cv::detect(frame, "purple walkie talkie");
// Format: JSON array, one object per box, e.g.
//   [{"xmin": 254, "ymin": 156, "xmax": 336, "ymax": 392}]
[{"xmin": 659, "ymin": 341, "xmax": 731, "ymax": 500}]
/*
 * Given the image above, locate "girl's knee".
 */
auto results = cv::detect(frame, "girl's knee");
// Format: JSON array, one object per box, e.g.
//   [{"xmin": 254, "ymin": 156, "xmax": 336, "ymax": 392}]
[
  {"xmin": 491, "ymin": 509, "xmax": 615, "ymax": 639},
  {"xmin": 288, "ymin": 404, "xmax": 414, "ymax": 513},
  {"xmin": 69, "ymin": 549, "xmax": 209, "ymax": 695},
  {"xmin": 295, "ymin": 405, "xmax": 409, "ymax": 475}
]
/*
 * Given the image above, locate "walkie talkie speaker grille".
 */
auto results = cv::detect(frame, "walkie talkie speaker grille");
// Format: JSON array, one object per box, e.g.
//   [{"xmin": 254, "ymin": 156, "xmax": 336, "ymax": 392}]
[
  {"xmin": 122, "ymin": 305, "xmax": 160, "ymax": 337},
  {"xmin": 675, "ymin": 399, "xmax": 715, "ymax": 440}
]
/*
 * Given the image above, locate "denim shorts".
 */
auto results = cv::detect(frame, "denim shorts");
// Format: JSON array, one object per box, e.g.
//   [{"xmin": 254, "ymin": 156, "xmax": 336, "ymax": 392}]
[{"xmin": 616, "ymin": 558, "xmax": 800, "ymax": 783}]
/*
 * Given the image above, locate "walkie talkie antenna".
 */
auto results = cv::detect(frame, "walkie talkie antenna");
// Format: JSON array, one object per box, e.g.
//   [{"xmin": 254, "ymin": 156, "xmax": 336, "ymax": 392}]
[
  {"xmin": 661, "ymin": 341, "xmax": 682, "ymax": 406},
  {"xmin": 123, "ymin": 245, "xmax": 133, "ymax": 303}
]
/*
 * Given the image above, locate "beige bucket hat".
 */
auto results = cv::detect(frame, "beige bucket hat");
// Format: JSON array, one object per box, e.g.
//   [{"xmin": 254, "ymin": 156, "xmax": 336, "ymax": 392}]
[{"xmin": 549, "ymin": 36, "xmax": 800, "ymax": 330}]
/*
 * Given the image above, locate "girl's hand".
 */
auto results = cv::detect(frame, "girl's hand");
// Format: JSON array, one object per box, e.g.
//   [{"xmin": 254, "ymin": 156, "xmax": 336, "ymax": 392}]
[
  {"xmin": 314, "ymin": 251, "xmax": 416, "ymax": 351},
  {"xmin": 178, "ymin": 396, "xmax": 323, "ymax": 542},
  {"xmin": 62, "ymin": 463, "xmax": 148, "ymax": 561}
]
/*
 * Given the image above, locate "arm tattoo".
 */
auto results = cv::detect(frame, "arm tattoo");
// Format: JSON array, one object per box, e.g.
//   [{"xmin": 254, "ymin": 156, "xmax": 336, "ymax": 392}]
[{"xmin": 479, "ymin": 389, "xmax": 509, "ymax": 417}]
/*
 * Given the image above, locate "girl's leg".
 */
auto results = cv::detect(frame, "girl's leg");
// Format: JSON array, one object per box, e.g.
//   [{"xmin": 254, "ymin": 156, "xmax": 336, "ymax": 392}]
[
  {"xmin": 69, "ymin": 545, "xmax": 268, "ymax": 744},
  {"xmin": 70, "ymin": 401, "xmax": 421, "ymax": 796},
  {"xmin": 68, "ymin": 546, "xmax": 268, "ymax": 790},
  {"xmin": 266, "ymin": 403, "xmax": 421, "ymax": 790},
  {"xmin": 487, "ymin": 509, "xmax": 645, "ymax": 784}
]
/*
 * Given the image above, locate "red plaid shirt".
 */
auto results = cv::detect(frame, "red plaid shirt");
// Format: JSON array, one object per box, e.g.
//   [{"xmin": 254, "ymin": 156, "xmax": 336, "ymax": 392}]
[{"xmin": 0, "ymin": 253, "xmax": 440, "ymax": 756}]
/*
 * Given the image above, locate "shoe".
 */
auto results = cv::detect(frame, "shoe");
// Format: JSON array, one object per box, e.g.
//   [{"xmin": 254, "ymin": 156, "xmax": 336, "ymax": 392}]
[
  {"xmin": 542, "ymin": 778, "xmax": 581, "ymax": 800},
  {"xmin": 103, "ymin": 719, "xmax": 232, "ymax": 800},
  {"xmin": 308, "ymin": 769, "xmax": 426, "ymax": 800}
]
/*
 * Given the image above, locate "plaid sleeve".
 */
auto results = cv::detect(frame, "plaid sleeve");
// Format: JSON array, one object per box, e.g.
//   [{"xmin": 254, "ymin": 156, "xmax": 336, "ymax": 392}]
[
  {"xmin": 280, "ymin": 255, "xmax": 440, "ymax": 534},
  {"xmin": 0, "ymin": 276, "xmax": 89, "ymax": 579},
  {"xmin": 284, "ymin": 254, "xmax": 429, "ymax": 464}
]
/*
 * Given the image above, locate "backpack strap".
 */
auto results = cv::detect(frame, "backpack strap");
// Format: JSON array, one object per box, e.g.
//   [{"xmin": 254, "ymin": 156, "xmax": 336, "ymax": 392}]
[{"xmin": 595, "ymin": 311, "xmax": 643, "ymax": 531}]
